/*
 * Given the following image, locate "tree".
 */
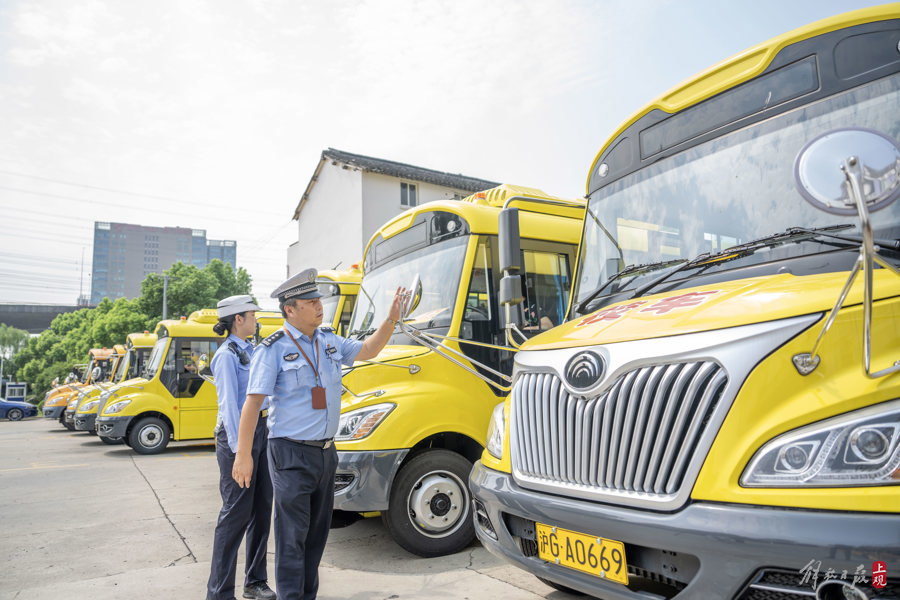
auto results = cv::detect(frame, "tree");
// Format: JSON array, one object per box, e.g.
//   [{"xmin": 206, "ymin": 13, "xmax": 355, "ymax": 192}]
[
  {"xmin": 15, "ymin": 259, "xmax": 254, "ymax": 399},
  {"xmin": 0, "ymin": 323, "xmax": 29, "ymax": 360},
  {"xmin": 138, "ymin": 260, "xmax": 253, "ymax": 320},
  {"xmin": 0, "ymin": 323, "xmax": 30, "ymax": 382}
]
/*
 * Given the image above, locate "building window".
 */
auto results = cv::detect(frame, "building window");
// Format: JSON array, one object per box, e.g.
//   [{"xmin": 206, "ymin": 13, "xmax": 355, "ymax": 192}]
[{"xmin": 401, "ymin": 182, "xmax": 417, "ymax": 207}]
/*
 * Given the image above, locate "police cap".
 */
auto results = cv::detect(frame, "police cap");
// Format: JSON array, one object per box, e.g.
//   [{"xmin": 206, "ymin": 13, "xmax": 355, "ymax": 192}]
[
  {"xmin": 216, "ymin": 294, "xmax": 261, "ymax": 318},
  {"xmin": 271, "ymin": 268, "xmax": 323, "ymax": 302}
]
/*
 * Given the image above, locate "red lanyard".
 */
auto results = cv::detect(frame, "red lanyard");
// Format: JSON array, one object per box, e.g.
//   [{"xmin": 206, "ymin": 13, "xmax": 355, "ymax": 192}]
[{"xmin": 283, "ymin": 327, "xmax": 321, "ymax": 386}]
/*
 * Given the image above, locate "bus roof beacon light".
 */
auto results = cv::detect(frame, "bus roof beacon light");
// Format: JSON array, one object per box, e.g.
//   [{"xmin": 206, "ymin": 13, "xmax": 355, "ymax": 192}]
[{"xmin": 792, "ymin": 127, "xmax": 900, "ymax": 378}]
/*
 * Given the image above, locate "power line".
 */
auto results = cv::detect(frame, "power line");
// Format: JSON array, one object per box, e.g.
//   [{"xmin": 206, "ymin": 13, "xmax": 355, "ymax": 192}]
[{"xmin": 0, "ymin": 176, "xmax": 285, "ymax": 219}]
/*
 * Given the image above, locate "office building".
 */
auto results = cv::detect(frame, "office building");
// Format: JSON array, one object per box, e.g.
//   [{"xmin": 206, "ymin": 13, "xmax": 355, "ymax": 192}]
[{"xmin": 90, "ymin": 222, "xmax": 236, "ymax": 303}]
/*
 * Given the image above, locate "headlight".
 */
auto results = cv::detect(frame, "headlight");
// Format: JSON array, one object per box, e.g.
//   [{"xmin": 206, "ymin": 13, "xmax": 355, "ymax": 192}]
[
  {"xmin": 486, "ymin": 401, "xmax": 506, "ymax": 460},
  {"xmin": 80, "ymin": 400, "xmax": 99, "ymax": 412},
  {"xmin": 335, "ymin": 403, "xmax": 395, "ymax": 441},
  {"xmin": 103, "ymin": 400, "xmax": 131, "ymax": 415},
  {"xmin": 67, "ymin": 399, "xmax": 78, "ymax": 408},
  {"xmin": 741, "ymin": 399, "xmax": 900, "ymax": 487}
]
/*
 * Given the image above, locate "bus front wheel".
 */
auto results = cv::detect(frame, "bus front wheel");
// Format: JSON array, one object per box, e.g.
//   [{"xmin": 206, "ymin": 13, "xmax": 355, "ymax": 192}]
[
  {"xmin": 382, "ymin": 449, "xmax": 475, "ymax": 558},
  {"xmin": 128, "ymin": 417, "xmax": 170, "ymax": 455}
]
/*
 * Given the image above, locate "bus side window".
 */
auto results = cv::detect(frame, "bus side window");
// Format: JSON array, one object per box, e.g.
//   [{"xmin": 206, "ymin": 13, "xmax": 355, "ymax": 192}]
[{"xmin": 521, "ymin": 250, "xmax": 571, "ymax": 336}]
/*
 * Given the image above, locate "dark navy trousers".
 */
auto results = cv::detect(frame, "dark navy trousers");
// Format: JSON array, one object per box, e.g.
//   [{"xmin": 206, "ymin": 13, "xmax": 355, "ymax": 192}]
[
  {"xmin": 207, "ymin": 416, "xmax": 272, "ymax": 600},
  {"xmin": 267, "ymin": 438, "xmax": 337, "ymax": 600}
]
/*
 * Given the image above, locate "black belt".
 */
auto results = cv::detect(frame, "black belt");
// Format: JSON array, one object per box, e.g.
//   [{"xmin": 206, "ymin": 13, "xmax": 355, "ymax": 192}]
[{"xmin": 291, "ymin": 439, "xmax": 333, "ymax": 449}]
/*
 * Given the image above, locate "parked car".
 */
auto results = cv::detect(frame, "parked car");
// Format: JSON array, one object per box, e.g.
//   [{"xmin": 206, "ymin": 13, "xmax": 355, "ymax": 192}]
[{"xmin": 1, "ymin": 398, "xmax": 38, "ymax": 421}]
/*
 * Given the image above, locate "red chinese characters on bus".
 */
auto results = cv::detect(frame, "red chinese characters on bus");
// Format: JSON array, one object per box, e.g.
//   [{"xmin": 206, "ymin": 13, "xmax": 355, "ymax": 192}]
[
  {"xmin": 639, "ymin": 291, "xmax": 719, "ymax": 315},
  {"xmin": 577, "ymin": 301, "xmax": 648, "ymax": 327}
]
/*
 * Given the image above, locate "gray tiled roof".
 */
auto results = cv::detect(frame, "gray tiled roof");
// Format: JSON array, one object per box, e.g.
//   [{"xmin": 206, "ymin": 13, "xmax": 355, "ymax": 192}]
[{"xmin": 322, "ymin": 148, "xmax": 499, "ymax": 192}]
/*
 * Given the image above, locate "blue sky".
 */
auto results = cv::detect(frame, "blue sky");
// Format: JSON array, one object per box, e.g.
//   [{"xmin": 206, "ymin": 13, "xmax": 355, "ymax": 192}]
[{"xmin": 0, "ymin": 0, "xmax": 883, "ymax": 305}]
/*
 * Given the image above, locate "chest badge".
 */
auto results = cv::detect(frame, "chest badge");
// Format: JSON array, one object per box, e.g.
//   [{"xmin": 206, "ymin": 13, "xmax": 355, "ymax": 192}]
[
  {"xmin": 325, "ymin": 345, "xmax": 337, "ymax": 356},
  {"xmin": 283, "ymin": 353, "xmax": 299, "ymax": 361}
]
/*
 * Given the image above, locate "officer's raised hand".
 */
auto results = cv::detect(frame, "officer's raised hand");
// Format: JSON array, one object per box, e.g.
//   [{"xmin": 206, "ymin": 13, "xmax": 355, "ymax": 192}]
[{"xmin": 356, "ymin": 287, "xmax": 408, "ymax": 361}]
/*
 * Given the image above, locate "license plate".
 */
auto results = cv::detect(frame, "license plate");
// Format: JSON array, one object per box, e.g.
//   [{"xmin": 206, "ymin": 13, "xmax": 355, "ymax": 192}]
[{"xmin": 536, "ymin": 522, "xmax": 628, "ymax": 585}]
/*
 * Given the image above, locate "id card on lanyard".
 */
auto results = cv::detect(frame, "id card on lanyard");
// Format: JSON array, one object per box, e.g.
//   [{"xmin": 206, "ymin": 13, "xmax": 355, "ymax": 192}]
[{"xmin": 284, "ymin": 327, "xmax": 327, "ymax": 410}]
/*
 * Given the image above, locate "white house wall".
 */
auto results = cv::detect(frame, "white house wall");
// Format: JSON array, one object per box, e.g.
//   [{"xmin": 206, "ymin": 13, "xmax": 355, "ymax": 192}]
[
  {"xmin": 287, "ymin": 162, "xmax": 363, "ymax": 277},
  {"xmin": 360, "ymin": 172, "xmax": 465, "ymax": 250}
]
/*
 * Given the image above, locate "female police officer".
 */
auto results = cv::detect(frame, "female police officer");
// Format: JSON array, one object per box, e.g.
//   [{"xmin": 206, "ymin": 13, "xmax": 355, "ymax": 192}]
[
  {"xmin": 232, "ymin": 268, "xmax": 406, "ymax": 600},
  {"xmin": 207, "ymin": 295, "xmax": 276, "ymax": 600}
]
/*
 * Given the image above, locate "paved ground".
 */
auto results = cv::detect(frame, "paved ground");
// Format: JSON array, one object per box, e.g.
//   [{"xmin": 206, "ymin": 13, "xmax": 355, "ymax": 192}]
[{"xmin": 0, "ymin": 418, "xmax": 577, "ymax": 600}]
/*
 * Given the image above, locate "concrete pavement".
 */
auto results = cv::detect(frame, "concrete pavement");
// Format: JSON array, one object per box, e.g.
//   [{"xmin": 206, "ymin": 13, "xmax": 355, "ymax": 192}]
[{"xmin": 0, "ymin": 419, "xmax": 575, "ymax": 600}]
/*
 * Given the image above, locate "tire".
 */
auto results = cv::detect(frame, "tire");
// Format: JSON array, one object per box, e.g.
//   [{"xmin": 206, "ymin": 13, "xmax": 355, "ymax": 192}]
[
  {"xmin": 63, "ymin": 418, "xmax": 76, "ymax": 431},
  {"xmin": 99, "ymin": 435, "xmax": 124, "ymax": 445},
  {"xmin": 7, "ymin": 408, "xmax": 23, "ymax": 421},
  {"xmin": 128, "ymin": 417, "xmax": 170, "ymax": 455},
  {"xmin": 382, "ymin": 449, "xmax": 475, "ymax": 557}
]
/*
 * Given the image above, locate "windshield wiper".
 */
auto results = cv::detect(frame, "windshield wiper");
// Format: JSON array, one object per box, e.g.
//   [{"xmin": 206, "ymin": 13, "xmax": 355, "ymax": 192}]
[
  {"xmin": 349, "ymin": 328, "xmax": 375, "ymax": 340},
  {"xmin": 786, "ymin": 225, "xmax": 900, "ymax": 250},
  {"xmin": 630, "ymin": 224, "xmax": 866, "ymax": 299},
  {"xmin": 576, "ymin": 259, "xmax": 684, "ymax": 314}
]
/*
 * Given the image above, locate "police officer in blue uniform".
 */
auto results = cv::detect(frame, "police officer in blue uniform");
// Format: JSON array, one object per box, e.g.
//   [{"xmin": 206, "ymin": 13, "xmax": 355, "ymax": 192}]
[
  {"xmin": 207, "ymin": 295, "xmax": 276, "ymax": 600},
  {"xmin": 232, "ymin": 268, "xmax": 406, "ymax": 600}
]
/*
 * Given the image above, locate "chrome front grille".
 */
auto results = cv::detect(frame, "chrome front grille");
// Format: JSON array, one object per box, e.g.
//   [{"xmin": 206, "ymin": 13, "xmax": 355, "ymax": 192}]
[{"xmin": 511, "ymin": 361, "xmax": 728, "ymax": 502}]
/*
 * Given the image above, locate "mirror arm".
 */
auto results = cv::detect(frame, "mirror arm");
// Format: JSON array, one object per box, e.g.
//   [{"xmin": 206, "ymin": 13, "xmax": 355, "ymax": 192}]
[
  {"xmin": 356, "ymin": 359, "xmax": 421, "ymax": 375},
  {"xmin": 397, "ymin": 322, "xmax": 510, "ymax": 392},
  {"xmin": 341, "ymin": 384, "xmax": 386, "ymax": 400},
  {"xmin": 503, "ymin": 303, "xmax": 525, "ymax": 349},
  {"xmin": 793, "ymin": 155, "xmax": 900, "ymax": 378},
  {"xmin": 414, "ymin": 330, "xmax": 512, "ymax": 382}
]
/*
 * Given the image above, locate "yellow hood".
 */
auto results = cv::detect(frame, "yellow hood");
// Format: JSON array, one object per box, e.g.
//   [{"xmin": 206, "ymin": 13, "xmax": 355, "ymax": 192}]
[{"xmin": 531, "ymin": 271, "xmax": 900, "ymax": 350}]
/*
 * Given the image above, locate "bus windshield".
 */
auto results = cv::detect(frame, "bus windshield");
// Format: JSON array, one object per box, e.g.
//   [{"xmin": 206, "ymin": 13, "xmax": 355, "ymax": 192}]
[
  {"xmin": 113, "ymin": 353, "xmax": 131, "ymax": 383},
  {"xmin": 143, "ymin": 338, "xmax": 169, "ymax": 380},
  {"xmin": 574, "ymin": 73, "xmax": 900, "ymax": 311},
  {"xmin": 320, "ymin": 286, "xmax": 341, "ymax": 330},
  {"xmin": 349, "ymin": 235, "xmax": 469, "ymax": 337}
]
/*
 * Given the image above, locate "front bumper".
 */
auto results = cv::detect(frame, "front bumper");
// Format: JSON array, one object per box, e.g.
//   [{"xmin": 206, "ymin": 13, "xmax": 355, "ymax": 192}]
[
  {"xmin": 64, "ymin": 409, "xmax": 75, "ymax": 424},
  {"xmin": 74, "ymin": 412, "xmax": 96, "ymax": 431},
  {"xmin": 470, "ymin": 462, "xmax": 900, "ymax": 599},
  {"xmin": 96, "ymin": 415, "xmax": 133, "ymax": 438},
  {"xmin": 333, "ymin": 449, "xmax": 408, "ymax": 511},
  {"xmin": 43, "ymin": 405, "xmax": 65, "ymax": 419}
]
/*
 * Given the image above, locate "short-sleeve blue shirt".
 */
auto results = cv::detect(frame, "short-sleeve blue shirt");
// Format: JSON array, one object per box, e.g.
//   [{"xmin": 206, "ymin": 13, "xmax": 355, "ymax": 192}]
[
  {"xmin": 247, "ymin": 322, "xmax": 362, "ymax": 441},
  {"xmin": 211, "ymin": 334, "xmax": 255, "ymax": 453}
]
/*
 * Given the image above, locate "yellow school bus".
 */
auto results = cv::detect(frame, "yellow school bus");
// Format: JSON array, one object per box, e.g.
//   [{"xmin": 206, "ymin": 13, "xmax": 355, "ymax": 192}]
[
  {"xmin": 318, "ymin": 266, "xmax": 360, "ymax": 337},
  {"xmin": 334, "ymin": 184, "xmax": 584, "ymax": 556},
  {"xmin": 67, "ymin": 344, "xmax": 128, "ymax": 433},
  {"xmin": 95, "ymin": 311, "xmax": 283, "ymax": 454},
  {"xmin": 470, "ymin": 5, "xmax": 900, "ymax": 599},
  {"xmin": 49, "ymin": 348, "xmax": 114, "ymax": 431},
  {"xmin": 94, "ymin": 277, "xmax": 359, "ymax": 454},
  {"xmin": 75, "ymin": 332, "xmax": 157, "ymax": 442}
]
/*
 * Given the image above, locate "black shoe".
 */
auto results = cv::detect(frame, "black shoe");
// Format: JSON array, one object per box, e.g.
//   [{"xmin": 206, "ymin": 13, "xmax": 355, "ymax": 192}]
[{"xmin": 243, "ymin": 581, "xmax": 276, "ymax": 600}]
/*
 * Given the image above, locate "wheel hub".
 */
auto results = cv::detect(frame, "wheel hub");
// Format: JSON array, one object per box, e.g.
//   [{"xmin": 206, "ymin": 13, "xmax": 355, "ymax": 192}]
[
  {"xmin": 140, "ymin": 425, "xmax": 162, "ymax": 447},
  {"xmin": 408, "ymin": 472, "xmax": 466, "ymax": 533}
]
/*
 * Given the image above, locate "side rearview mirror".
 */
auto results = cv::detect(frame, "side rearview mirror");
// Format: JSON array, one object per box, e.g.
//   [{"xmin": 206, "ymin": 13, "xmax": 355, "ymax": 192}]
[
  {"xmin": 791, "ymin": 127, "xmax": 900, "ymax": 379},
  {"xmin": 403, "ymin": 274, "xmax": 422, "ymax": 319},
  {"xmin": 498, "ymin": 207, "xmax": 522, "ymax": 273},
  {"xmin": 198, "ymin": 353, "xmax": 214, "ymax": 383},
  {"xmin": 198, "ymin": 354, "xmax": 211, "ymax": 377},
  {"xmin": 794, "ymin": 127, "xmax": 900, "ymax": 215}
]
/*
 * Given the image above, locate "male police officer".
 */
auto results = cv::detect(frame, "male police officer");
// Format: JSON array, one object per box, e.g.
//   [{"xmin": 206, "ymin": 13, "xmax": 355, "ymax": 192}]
[{"xmin": 232, "ymin": 268, "xmax": 406, "ymax": 600}]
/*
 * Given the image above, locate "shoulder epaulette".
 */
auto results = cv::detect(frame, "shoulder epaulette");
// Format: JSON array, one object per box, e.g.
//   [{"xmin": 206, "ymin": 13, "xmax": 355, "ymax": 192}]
[
  {"xmin": 260, "ymin": 330, "xmax": 285, "ymax": 347},
  {"xmin": 318, "ymin": 326, "xmax": 335, "ymax": 333}
]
